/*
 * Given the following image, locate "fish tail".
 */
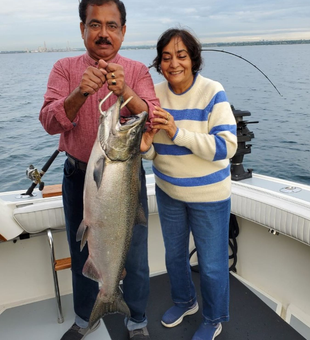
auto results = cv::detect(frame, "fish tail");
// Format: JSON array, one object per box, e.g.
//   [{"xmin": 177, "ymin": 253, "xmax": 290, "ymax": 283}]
[{"xmin": 88, "ymin": 289, "xmax": 130, "ymax": 328}]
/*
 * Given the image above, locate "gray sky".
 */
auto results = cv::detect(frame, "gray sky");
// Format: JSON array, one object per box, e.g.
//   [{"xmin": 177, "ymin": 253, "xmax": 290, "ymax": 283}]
[{"xmin": 1, "ymin": 0, "xmax": 310, "ymax": 51}]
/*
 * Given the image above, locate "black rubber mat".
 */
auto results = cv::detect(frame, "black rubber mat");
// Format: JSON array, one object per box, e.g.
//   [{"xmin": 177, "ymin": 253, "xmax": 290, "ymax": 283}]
[{"xmin": 104, "ymin": 271, "xmax": 305, "ymax": 339}]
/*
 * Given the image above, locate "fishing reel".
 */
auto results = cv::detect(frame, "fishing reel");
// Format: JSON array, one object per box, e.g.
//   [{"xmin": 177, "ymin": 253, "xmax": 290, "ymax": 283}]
[
  {"xmin": 22, "ymin": 150, "xmax": 60, "ymax": 197},
  {"xmin": 26, "ymin": 165, "xmax": 45, "ymax": 191},
  {"xmin": 230, "ymin": 106, "xmax": 259, "ymax": 181}
]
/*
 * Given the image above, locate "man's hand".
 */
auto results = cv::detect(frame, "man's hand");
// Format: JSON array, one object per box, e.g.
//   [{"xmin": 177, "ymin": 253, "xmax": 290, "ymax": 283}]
[
  {"xmin": 105, "ymin": 63, "xmax": 126, "ymax": 96},
  {"xmin": 79, "ymin": 59, "xmax": 108, "ymax": 97}
]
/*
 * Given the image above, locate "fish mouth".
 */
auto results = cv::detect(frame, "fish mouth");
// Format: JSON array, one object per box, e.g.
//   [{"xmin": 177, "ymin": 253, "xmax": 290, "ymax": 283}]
[
  {"xmin": 108, "ymin": 97, "xmax": 147, "ymax": 135},
  {"xmin": 119, "ymin": 115, "xmax": 140, "ymax": 126},
  {"xmin": 117, "ymin": 113, "xmax": 146, "ymax": 132}
]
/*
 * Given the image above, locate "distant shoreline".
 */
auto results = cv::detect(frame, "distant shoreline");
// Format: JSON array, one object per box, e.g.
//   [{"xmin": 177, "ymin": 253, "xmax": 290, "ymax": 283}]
[{"xmin": 1, "ymin": 39, "xmax": 309, "ymax": 54}]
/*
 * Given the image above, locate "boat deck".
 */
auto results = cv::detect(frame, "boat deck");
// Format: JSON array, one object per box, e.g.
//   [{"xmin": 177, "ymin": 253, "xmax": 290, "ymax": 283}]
[{"xmin": 0, "ymin": 271, "xmax": 305, "ymax": 340}]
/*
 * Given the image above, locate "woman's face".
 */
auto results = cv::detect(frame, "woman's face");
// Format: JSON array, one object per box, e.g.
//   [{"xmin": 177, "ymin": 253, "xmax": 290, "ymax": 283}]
[{"xmin": 160, "ymin": 36, "xmax": 194, "ymax": 94}]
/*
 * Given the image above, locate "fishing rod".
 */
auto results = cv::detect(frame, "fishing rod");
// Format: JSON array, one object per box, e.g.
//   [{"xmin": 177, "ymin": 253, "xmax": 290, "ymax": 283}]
[
  {"xmin": 202, "ymin": 48, "xmax": 283, "ymax": 97},
  {"xmin": 23, "ymin": 149, "xmax": 60, "ymax": 196}
]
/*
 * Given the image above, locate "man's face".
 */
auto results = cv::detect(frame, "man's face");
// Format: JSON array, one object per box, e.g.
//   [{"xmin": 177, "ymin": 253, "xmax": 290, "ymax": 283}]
[{"xmin": 80, "ymin": 2, "xmax": 126, "ymax": 61}]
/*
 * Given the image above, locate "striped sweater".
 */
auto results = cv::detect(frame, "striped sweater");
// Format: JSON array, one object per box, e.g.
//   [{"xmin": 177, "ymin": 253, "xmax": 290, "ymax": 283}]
[{"xmin": 143, "ymin": 73, "xmax": 237, "ymax": 203}]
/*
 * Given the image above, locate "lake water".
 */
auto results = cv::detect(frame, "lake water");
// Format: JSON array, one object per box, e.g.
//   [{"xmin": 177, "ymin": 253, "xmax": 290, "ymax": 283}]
[{"xmin": 0, "ymin": 44, "xmax": 309, "ymax": 192}]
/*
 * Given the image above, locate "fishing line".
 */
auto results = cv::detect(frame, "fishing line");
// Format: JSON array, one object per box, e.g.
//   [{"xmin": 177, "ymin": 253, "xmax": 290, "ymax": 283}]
[{"xmin": 202, "ymin": 48, "xmax": 283, "ymax": 97}]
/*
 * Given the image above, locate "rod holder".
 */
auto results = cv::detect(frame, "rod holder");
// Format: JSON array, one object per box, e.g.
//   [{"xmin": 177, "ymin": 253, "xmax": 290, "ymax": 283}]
[{"xmin": 230, "ymin": 106, "xmax": 258, "ymax": 181}]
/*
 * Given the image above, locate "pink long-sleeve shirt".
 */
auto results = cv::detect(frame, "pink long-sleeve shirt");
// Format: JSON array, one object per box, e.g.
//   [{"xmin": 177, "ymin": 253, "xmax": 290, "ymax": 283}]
[{"xmin": 39, "ymin": 52, "xmax": 159, "ymax": 163}]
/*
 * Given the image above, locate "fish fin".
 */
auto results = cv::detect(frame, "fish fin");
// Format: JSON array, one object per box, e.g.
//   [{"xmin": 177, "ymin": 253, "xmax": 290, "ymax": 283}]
[
  {"xmin": 88, "ymin": 288, "xmax": 130, "ymax": 328},
  {"xmin": 76, "ymin": 221, "xmax": 89, "ymax": 251},
  {"xmin": 93, "ymin": 157, "xmax": 105, "ymax": 190},
  {"xmin": 120, "ymin": 268, "xmax": 127, "ymax": 280},
  {"xmin": 136, "ymin": 203, "xmax": 147, "ymax": 227},
  {"xmin": 136, "ymin": 172, "xmax": 147, "ymax": 227},
  {"xmin": 82, "ymin": 257, "xmax": 101, "ymax": 282}
]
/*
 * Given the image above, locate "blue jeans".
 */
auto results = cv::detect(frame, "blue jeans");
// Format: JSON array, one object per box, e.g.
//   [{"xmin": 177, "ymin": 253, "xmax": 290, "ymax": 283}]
[
  {"xmin": 62, "ymin": 158, "xmax": 150, "ymax": 329},
  {"xmin": 156, "ymin": 185, "xmax": 230, "ymax": 324}
]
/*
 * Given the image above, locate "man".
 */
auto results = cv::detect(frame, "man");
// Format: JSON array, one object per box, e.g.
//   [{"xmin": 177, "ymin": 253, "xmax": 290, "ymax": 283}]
[{"xmin": 39, "ymin": 1, "xmax": 159, "ymax": 339}]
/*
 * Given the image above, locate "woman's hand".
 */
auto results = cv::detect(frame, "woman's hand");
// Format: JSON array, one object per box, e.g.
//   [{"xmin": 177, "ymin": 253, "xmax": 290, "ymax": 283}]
[
  {"xmin": 140, "ymin": 128, "xmax": 157, "ymax": 153},
  {"xmin": 152, "ymin": 106, "xmax": 177, "ymax": 139}
]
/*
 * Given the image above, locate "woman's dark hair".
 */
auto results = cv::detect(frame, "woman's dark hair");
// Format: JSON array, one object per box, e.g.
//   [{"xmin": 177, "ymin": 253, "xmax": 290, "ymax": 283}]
[
  {"xmin": 152, "ymin": 28, "xmax": 203, "ymax": 75},
  {"xmin": 79, "ymin": 0, "xmax": 126, "ymax": 26}
]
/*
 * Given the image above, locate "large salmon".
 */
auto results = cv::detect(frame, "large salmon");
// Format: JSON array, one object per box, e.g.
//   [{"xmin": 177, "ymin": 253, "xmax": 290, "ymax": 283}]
[{"xmin": 76, "ymin": 96, "xmax": 148, "ymax": 328}]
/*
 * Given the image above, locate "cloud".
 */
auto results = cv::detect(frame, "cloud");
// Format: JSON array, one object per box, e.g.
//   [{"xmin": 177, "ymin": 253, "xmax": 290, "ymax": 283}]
[{"xmin": 0, "ymin": 0, "xmax": 309, "ymax": 51}]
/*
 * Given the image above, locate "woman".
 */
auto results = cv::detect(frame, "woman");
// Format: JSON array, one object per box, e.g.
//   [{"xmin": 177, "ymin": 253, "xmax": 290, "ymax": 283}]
[{"xmin": 141, "ymin": 28, "xmax": 237, "ymax": 340}]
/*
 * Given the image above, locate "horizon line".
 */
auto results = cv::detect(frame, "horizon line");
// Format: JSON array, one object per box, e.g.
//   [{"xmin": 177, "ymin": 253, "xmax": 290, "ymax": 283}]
[{"xmin": 1, "ymin": 38, "xmax": 310, "ymax": 53}]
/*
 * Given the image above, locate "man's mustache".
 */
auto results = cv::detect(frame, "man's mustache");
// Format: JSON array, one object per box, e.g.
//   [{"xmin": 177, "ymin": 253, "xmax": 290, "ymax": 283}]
[{"xmin": 95, "ymin": 38, "xmax": 112, "ymax": 45}]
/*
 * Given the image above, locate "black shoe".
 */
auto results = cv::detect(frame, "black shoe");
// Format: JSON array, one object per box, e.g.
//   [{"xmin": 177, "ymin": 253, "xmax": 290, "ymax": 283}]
[
  {"xmin": 60, "ymin": 321, "xmax": 100, "ymax": 340},
  {"xmin": 128, "ymin": 326, "xmax": 151, "ymax": 339}
]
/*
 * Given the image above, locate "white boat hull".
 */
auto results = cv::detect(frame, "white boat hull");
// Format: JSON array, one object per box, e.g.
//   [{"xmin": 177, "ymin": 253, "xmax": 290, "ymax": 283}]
[{"xmin": 0, "ymin": 173, "xmax": 310, "ymax": 337}]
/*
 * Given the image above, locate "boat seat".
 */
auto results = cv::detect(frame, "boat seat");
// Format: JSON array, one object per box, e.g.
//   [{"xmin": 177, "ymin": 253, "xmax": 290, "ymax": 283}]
[{"xmin": 13, "ymin": 188, "xmax": 65, "ymax": 234}]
